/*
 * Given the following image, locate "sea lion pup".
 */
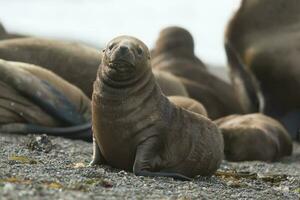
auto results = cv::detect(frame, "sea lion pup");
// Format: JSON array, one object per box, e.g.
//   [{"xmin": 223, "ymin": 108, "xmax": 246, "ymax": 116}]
[
  {"xmin": 0, "ymin": 59, "xmax": 92, "ymax": 141},
  {"xmin": 0, "ymin": 38, "xmax": 101, "ymax": 97},
  {"xmin": 152, "ymin": 26, "xmax": 243, "ymax": 119},
  {"xmin": 225, "ymin": 0, "xmax": 300, "ymax": 140},
  {"xmin": 91, "ymin": 36, "xmax": 224, "ymax": 180},
  {"xmin": 215, "ymin": 113, "xmax": 293, "ymax": 162}
]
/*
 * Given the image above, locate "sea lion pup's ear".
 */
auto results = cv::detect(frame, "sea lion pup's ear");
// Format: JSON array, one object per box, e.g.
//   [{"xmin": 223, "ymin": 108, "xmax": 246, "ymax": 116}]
[
  {"xmin": 224, "ymin": 42, "xmax": 263, "ymax": 113},
  {"xmin": 0, "ymin": 122, "xmax": 92, "ymax": 142}
]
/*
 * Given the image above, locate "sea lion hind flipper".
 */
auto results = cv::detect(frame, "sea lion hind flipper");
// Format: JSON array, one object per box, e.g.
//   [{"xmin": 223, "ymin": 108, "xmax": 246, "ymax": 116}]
[
  {"xmin": 134, "ymin": 170, "xmax": 192, "ymax": 181},
  {"xmin": 0, "ymin": 122, "xmax": 92, "ymax": 141},
  {"xmin": 133, "ymin": 136, "xmax": 192, "ymax": 181},
  {"xmin": 89, "ymin": 137, "xmax": 107, "ymax": 165}
]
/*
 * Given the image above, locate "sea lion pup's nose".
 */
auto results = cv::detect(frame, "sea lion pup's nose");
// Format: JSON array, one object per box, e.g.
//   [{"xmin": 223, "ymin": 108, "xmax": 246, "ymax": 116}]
[
  {"xmin": 118, "ymin": 45, "xmax": 129, "ymax": 55},
  {"xmin": 110, "ymin": 43, "xmax": 135, "ymax": 65}
]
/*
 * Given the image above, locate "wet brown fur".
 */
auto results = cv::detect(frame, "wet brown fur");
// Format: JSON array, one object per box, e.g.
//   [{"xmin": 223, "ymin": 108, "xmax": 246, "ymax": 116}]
[
  {"xmin": 225, "ymin": 0, "xmax": 300, "ymax": 139},
  {"xmin": 152, "ymin": 26, "xmax": 243, "ymax": 119},
  {"xmin": 215, "ymin": 113, "xmax": 293, "ymax": 162},
  {"xmin": 0, "ymin": 38, "xmax": 102, "ymax": 97},
  {"xmin": 91, "ymin": 36, "xmax": 223, "ymax": 180}
]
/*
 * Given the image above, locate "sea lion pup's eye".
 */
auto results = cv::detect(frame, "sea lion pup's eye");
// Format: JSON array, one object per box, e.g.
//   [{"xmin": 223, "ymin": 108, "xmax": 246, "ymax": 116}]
[
  {"xmin": 137, "ymin": 47, "xmax": 143, "ymax": 56},
  {"xmin": 102, "ymin": 49, "xmax": 106, "ymax": 53}
]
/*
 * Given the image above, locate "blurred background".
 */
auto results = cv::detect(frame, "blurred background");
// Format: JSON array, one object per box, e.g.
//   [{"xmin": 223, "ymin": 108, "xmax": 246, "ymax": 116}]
[{"xmin": 0, "ymin": 0, "xmax": 240, "ymax": 69}]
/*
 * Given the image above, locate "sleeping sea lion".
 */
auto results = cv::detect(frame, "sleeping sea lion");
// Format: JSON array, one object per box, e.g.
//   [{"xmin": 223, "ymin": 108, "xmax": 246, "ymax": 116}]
[
  {"xmin": 152, "ymin": 26, "xmax": 243, "ymax": 119},
  {"xmin": 225, "ymin": 0, "xmax": 300, "ymax": 140},
  {"xmin": 215, "ymin": 113, "xmax": 293, "ymax": 162},
  {"xmin": 0, "ymin": 38, "xmax": 102, "ymax": 97},
  {"xmin": 0, "ymin": 59, "xmax": 92, "ymax": 141},
  {"xmin": 91, "ymin": 36, "xmax": 224, "ymax": 180}
]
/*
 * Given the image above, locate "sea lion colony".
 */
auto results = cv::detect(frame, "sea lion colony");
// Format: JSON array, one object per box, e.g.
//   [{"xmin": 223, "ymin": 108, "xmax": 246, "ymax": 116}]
[{"xmin": 0, "ymin": 0, "xmax": 297, "ymax": 180}]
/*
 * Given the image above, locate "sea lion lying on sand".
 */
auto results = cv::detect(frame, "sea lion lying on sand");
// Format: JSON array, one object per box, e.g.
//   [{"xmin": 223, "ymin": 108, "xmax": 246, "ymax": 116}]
[
  {"xmin": 215, "ymin": 113, "xmax": 293, "ymax": 162},
  {"xmin": 152, "ymin": 26, "xmax": 243, "ymax": 119},
  {"xmin": 0, "ymin": 59, "xmax": 92, "ymax": 141},
  {"xmin": 0, "ymin": 38, "xmax": 102, "ymax": 97},
  {"xmin": 91, "ymin": 36, "xmax": 223, "ymax": 180},
  {"xmin": 225, "ymin": 0, "xmax": 300, "ymax": 140}
]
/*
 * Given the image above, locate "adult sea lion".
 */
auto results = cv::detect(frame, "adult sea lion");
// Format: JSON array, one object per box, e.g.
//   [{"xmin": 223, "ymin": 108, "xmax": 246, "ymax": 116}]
[
  {"xmin": 225, "ymin": 0, "xmax": 300, "ymax": 140},
  {"xmin": 91, "ymin": 36, "xmax": 224, "ymax": 180},
  {"xmin": 0, "ymin": 59, "xmax": 92, "ymax": 141},
  {"xmin": 215, "ymin": 113, "xmax": 293, "ymax": 162},
  {"xmin": 152, "ymin": 26, "xmax": 243, "ymax": 119},
  {"xmin": 0, "ymin": 38, "xmax": 102, "ymax": 97}
]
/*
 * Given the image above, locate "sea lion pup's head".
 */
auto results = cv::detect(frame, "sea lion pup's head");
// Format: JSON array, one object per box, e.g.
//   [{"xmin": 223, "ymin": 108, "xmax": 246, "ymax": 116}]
[
  {"xmin": 154, "ymin": 26, "xmax": 195, "ymax": 57},
  {"xmin": 100, "ymin": 36, "xmax": 151, "ymax": 87}
]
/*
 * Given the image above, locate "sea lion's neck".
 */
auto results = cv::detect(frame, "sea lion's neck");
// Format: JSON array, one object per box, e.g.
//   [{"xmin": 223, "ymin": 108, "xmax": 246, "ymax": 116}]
[{"xmin": 97, "ymin": 67, "xmax": 162, "ymax": 111}]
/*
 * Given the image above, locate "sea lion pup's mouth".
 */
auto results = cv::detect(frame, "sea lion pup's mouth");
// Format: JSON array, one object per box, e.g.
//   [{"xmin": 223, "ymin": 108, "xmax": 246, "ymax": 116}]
[
  {"xmin": 103, "ymin": 59, "xmax": 137, "ymax": 83},
  {"xmin": 108, "ymin": 60, "xmax": 136, "ymax": 74}
]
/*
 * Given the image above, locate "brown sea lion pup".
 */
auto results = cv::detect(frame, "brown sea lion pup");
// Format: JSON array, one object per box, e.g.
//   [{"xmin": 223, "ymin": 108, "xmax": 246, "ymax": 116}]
[
  {"xmin": 91, "ymin": 36, "xmax": 224, "ymax": 181},
  {"xmin": 152, "ymin": 26, "xmax": 243, "ymax": 119},
  {"xmin": 0, "ymin": 38, "xmax": 102, "ymax": 97},
  {"xmin": 153, "ymin": 70, "xmax": 188, "ymax": 97},
  {"xmin": 0, "ymin": 59, "xmax": 92, "ymax": 141},
  {"xmin": 215, "ymin": 113, "xmax": 293, "ymax": 162},
  {"xmin": 225, "ymin": 0, "xmax": 300, "ymax": 140}
]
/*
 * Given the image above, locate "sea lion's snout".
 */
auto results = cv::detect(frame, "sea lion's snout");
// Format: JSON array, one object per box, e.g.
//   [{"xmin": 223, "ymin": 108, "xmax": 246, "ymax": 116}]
[{"xmin": 109, "ymin": 43, "xmax": 136, "ymax": 67}]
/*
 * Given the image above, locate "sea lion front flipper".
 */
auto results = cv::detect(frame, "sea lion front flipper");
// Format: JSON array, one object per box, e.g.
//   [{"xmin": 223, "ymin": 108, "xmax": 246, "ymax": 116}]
[
  {"xmin": 225, "ymin": 42, "xmax": 263, "ymax": 113},
  {"xmin": 133, "ymin": 136, "xmax": 192, "ymax": 181},
  {"xmin": 89, "ymin": 137, "xmax": 107, "ymax": 165}
]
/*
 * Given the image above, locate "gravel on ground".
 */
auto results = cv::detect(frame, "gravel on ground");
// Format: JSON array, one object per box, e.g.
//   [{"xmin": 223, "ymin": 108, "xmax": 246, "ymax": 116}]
[{"xmin": 0, "ymin": 133, "xmax": 299, "ymax": 200}]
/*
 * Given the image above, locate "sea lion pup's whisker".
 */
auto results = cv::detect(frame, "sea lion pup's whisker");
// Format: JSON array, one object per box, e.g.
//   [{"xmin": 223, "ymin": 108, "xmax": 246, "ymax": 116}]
[{"xmin": 91, "ymin": 35, "xmax": 223, "ymax": 180}]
